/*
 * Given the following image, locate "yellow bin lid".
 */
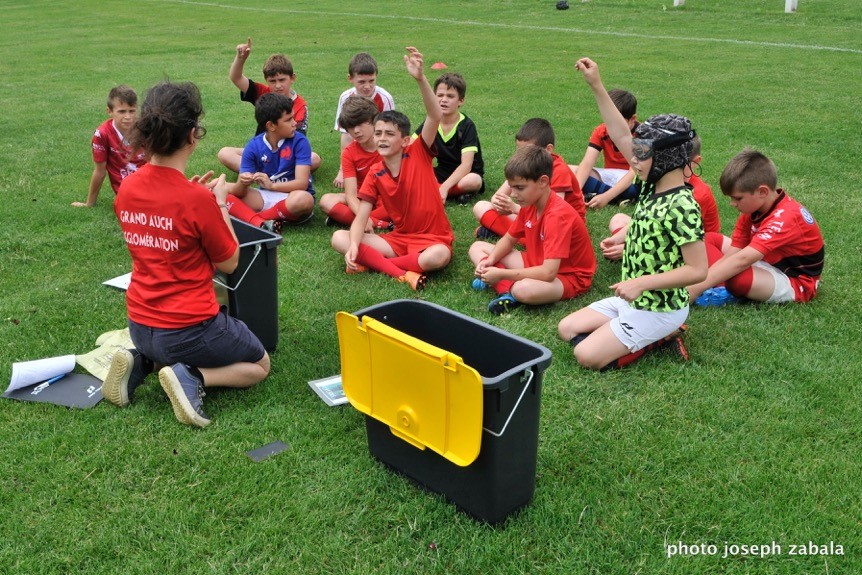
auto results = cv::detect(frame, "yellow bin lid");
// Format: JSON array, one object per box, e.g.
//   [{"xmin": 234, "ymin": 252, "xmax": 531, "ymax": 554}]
[{"xmin": 336, "ymin": 311, "xmax": 483, "ymax": 467}]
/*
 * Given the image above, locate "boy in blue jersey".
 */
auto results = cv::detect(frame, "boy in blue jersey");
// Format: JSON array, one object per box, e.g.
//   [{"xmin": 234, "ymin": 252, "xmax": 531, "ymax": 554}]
[{"xmin": 226, "ymin": 93, "xmax": 315, "ymax": 227}]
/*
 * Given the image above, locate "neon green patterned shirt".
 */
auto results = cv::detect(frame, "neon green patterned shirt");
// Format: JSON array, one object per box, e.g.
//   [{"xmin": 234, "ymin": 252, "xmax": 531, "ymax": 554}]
[{"xmin": 622, "ymin": 185, "xmax": 704, "ymax": 312}]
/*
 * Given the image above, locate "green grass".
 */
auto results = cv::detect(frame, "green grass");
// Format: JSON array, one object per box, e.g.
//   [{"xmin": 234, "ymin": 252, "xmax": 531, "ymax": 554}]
[{"xmin": 1, "ymin": 0, "xmax": 861, "ymax": 573}]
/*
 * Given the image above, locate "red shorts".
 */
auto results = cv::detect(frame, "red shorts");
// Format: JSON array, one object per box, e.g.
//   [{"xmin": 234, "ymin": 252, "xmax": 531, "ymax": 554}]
[
  {"xmin": 381, "ymin": 231, "xmax": 453, "ymax": 257},
  {"xmin": 559, "ymin": 273, "xmax": 593, "ymax": 300}
]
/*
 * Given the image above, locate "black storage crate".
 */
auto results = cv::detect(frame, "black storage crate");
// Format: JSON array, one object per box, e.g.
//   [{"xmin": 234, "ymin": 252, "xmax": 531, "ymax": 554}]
[
  {"xmin": 215, "ymin": 217, "xmax": 282, "ymax": 351},
  {"xmin": 352, "ymin": 299, "xmax": 552, "ymax": 524}
]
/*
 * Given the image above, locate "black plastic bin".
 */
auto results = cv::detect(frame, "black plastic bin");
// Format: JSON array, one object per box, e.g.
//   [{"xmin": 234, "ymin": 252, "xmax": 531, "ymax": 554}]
[
  {"xmin": 214, "ymin": 217, "xmax": 282, "ymax": 351},
  {"xmin": 344, "ymin": 299, "xmax": 552, "ymax": 524}
]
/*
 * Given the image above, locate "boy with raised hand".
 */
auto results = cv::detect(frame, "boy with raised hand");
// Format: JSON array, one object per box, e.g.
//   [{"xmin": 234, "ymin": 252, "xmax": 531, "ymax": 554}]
[
  {"xmin": 225, "ymin": 93, "xmax": 315, "ymax": 229},
  {"xmin": 600, "ymin": 134, "xmax": 721, "ymax": 261},
  {"xmin": 687, "ymin": 148, "xmax": 824, "ymax": 306},
  {"xmin": 569, "ymin": 88, "xmax": 640, "ymax": 209},
  {"xmin": 331, "ymin": 46, "xmax": 453, "ymax": 291},
  {"xmin": 217, "ymin": 37, "xmax": 319, "ymax": 173},
  {"xmin": 414, "ymin": 72, "xmax": 485, "ymax": 202},
  {"xmin": 469, "ymin": 145, "xmax": 595, "ymax": 315},
  {"xmin": 318, "ymin": 95, "xmax": 392, "ymax": 230},
  {"xmin": 473, "ymin": 118, "xmax": 585, "ymax": 241},
  {"xmin": 557, "ymin": 57, "xmax": 707, "ymax": 371},
  {"xmin": 73, "ymin": 85, "xmax": 147, "ymax": 207},
  {"xmin": 332, "ymin": 52, "xmax": 396, "ymax": 188}
]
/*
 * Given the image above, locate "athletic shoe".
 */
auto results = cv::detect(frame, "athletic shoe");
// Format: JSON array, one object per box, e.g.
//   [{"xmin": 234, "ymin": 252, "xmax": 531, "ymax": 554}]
[
  {"xmin": 102, "ymin": 349, "xmax": 151, "ymax": 407},
  {"xmin": 372, "ymin": 219, "xmax": 395, "ymax": 231},
  {"xmin": 695, "ymin": 287, "xmax": 740, "ymax": 307},
  {"xmin": 324, "ymin": 215, "xmax": 337, "ymax": 227},
  {"xmin": 397, "ymin": 271, "xmax": 427, "ymax": 291},
  {"xmin": 287, "ymin": 211, "xmax": 314, "ymax": 225},
  {"xmin": 454, "ymin": 192, "xmax": 476, "ymax": 205},
  {"xmin": 158, "ymin": 364, "xmax": 210, "ymax": 428},
  {"xmin": 471, "ymin": 278, "xmax": 488, "ymax": 291},
  {"xmin": 474, "ymin": 226, "xmax": 498, "ymax": 240},
  {"xmin": 261, "ymin": 220, "xmax": 283, "ymax": 234},
  {"xmin": 488, "ymin": 293, "xmax": 520, "ymax": 315},
  {"xmin": 667, "ymin": 337, "xmax": 690, "ymax": 362},
  {"xmin": 345, "ymin": 263, "xmax": 369, "ymax": 275}
]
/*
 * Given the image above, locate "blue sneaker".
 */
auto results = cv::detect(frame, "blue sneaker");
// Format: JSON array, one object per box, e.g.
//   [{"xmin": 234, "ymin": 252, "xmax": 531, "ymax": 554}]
[
  {"xmin": 471, "ymin": 278, "xmax": 488, "ymax": 291},
  {"xmin": 695, "ymin": 287, "xmax": 741, "ymax": 307},
  {"xmin": 488, "ymin": 293, "xmax": 521, "ymax": 315},
  {"xmin": 159, "ymin": 364, "xmax": 210, "ymax": 428},
  {"xmin": 103, "ymin": 349, "xmax": 151, "ymax": 407}
]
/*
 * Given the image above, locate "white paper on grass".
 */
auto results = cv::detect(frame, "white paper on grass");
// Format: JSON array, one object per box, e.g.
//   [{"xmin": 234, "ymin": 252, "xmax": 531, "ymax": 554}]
[
  {"xmin": 102, "ymin": 272, "xmax": 132, "ymax": 291},
  {"xmin": 7, "ymin": 355, "xmax": 77, "ymax": 393}
]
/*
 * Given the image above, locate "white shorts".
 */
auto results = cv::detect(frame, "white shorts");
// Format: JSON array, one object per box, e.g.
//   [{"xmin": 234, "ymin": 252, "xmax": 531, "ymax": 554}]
[
  {"xmin": 258, "ymin": 188, "xmax": 290, "ymax": 211},
  {"xmin": 589, "ymin": 296, "xmax": 689, "ymax": 352},
  {"xmin": 753, "ymin": 260, "xmax": 795, "ymax": 303},
  {"xmin": 594, "ymin": 168, "xmax": 630, "ymax": 187}
]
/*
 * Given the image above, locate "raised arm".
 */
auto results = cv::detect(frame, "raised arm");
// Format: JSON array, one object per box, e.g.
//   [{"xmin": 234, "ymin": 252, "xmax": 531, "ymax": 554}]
[
  {"xmin": 229, "ymin": 37, "xmax": 253, "ymax": 93},
  {"xmin": 574, "ymin": 58, "xmax": 633, "ymax": 162},
  {"xmin": 404, "ymin": 46, "xmax": 441, "ymax": 148}
]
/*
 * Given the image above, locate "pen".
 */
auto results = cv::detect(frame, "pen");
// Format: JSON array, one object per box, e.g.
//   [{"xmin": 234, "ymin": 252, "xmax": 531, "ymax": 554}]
[
  {"xmin": 43, "ymin": 374, "xmax": 66, "ymax": 386},
  {"xmin": 31, "ymin": 374, "xmax": 65, "ymax": 393}
]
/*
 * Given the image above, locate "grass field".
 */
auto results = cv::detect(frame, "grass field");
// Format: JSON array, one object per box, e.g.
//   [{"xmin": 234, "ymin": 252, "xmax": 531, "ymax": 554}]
[{"xmin": 1, "ymin": 1, "xmax": 861, "ymax": 573}]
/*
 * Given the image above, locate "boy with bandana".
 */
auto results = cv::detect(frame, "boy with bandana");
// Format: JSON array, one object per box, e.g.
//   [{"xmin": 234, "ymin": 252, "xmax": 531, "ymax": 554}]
[{"xmin": 558, "ymin": 58, "xmax": 708, "ymax": 370}]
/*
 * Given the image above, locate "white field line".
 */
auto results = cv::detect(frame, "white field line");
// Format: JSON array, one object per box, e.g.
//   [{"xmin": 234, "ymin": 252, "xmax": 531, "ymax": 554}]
[{"xmin": 156, "ymin": 0, "xmax": 862, "ymax": 55}]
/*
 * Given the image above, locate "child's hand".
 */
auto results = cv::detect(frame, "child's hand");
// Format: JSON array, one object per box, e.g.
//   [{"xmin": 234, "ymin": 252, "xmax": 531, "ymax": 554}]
[
  {"xmin": 404, "ymin": 46, "xmax": 425, "ymax": 79},
  {"xmin": 345, "ymin": 243, "xmax": 360, "ymax": 270},
  {"xmin": 238, "ymin": 172, "xmax": 255, "ymax": 186},
  {"xmin": 610, "ymin": 277, "xmax": 646, "ymax": 302},
  {"xmin": 477, "ymin": 265, "xmax": 506, "ymax": 286},
  {"xmin": 491, "ymin": 188, "xmax": 513, "ymax": 215},
  {"xmin": 600, "ymin": 238, "xmax": 624, "ymax": 260},
  {"xmin": 71, "ymin": 201, "xmax": 93, "ymax": 208},
  {"xmin": 574, "ymin": 57, "xmax": 601, "ymax": 86},
  {"xmin": 236, "ymin": 37, "xmax": 252, "ymax": 61},
  {"xmin": 587, "ymin": 193, "xmax": 611, "ymax": 209},
  {"xmin": 332, "ymin": 169, "xmax": 344, "ymax": 188},
  {"xmin": 253, "ymin": 172, "xmax": 273, "ymax": 188}
]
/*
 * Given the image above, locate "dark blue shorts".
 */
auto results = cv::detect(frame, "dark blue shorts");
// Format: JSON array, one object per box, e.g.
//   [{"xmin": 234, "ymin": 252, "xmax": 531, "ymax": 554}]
[{"xmin": 129, "ymin": 306, "xmax": 266, "ymax": 368}]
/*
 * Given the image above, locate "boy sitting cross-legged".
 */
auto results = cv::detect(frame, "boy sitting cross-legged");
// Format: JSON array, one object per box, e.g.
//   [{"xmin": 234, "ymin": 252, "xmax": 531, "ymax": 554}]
[
  {"xmin": 224, "ymin": 93, "xmax": 315, "ymax": 229},
  {"xmin": 469, "ymin": 145, "xmax": 596, "ymax": 315},
  {"xmin": 318, "ymin": 95, "xmax": 392, "ymax": 231},
  {"xmin": 331, "ymin": 46, "xmax": 453, "ymax": 291}
]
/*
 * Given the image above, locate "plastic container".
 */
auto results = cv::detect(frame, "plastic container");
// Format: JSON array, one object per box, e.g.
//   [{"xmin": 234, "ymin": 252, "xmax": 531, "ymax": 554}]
[
  {"xmin": 213, "ymin": 218, "xmax": 282, "ymax": 351},
  {"xmin": 336, "ymin": 299, "xmax": 552, "ymax": 524}
]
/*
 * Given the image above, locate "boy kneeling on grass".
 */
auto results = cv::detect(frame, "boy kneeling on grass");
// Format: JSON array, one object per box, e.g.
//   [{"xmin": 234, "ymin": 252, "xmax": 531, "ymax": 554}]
[
  {"xmin": 557, "ymin": 57, "xmax": 708, "ymax": 371},
  {"xmin": 469, "ymin": 145, "xmax": 596, "ymax": 315}
]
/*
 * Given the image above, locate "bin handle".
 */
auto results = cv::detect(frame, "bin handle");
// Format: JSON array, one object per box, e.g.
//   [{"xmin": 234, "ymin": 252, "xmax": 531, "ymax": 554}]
[
  {"xmin": 482, "ymin": 369, "xmax": 534, "ymax": 438},
  {"xmin": 212, "ymin": 244, "xmax": 262, "ymax": 292}
]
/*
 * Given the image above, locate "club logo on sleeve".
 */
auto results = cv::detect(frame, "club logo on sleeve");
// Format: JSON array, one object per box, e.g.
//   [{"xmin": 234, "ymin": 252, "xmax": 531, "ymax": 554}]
[{"xmin": 800, "ymin": 207, "xmax": 815, "ymax": 225}]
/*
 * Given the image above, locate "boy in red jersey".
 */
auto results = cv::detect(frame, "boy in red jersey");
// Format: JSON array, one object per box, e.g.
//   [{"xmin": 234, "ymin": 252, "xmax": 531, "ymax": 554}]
[
  {"xmin": 318, "ymin": 96, "xmax": 392, "ymax": 230},
  {"xmin": 569, "ymin": 88, "xmax": 640, "ymax": 208},
  {"xmin": 217, "ymin": 37, "xmax": 320, "ymax": 173},
  {"xmin": 470, "ymin": 146, "xmax": 596, "ymax": 315},
  {"xmin": 331, "ymin": 46, "xmax": 452, "ymax": 291},
  {"xmin": 473, "ymin": 118, "xmax": 585, "ymax": 242},
  {"xmin": 73, "ymin": 85, "xmax": 147, "ymax": 207},
  {"xmin": 688, "ymin": 149, "xmax": 824, "ymax": 305}
]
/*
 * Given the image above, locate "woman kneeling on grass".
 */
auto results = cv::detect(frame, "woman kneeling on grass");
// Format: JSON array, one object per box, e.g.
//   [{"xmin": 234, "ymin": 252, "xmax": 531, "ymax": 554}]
[{"xmin": 103, "ymin": 81, "xmax": 270, "ymax": 428}]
